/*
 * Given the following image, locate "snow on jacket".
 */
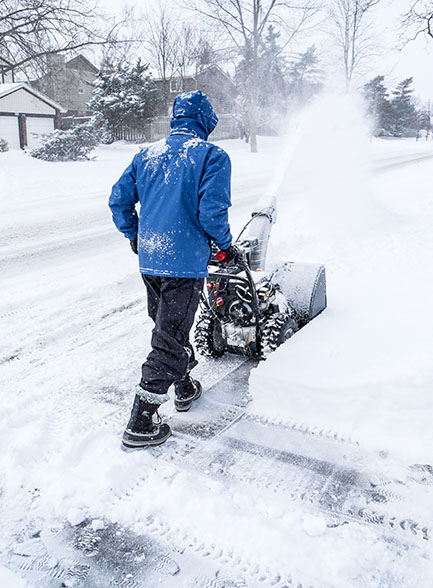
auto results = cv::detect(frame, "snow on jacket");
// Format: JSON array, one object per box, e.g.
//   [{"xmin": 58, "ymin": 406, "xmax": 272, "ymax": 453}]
[{"xmin": 109, "ymin": 90, "xmax": 233, "ymax": 278}]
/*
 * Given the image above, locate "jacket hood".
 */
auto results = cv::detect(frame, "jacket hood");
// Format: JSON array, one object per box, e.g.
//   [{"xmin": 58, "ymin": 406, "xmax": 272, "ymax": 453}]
[{"xmin": 170, "ymin": 90, "xmax": 218, "ymax": 140}]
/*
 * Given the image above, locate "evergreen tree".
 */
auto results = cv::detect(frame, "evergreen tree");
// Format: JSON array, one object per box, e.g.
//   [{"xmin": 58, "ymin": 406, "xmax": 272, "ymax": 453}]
[
  {"xmin": 259, "ymin": 26, "xmax": 288, "ymax": 110},
  {"xmin": 390, "ymin": 77, "xmax": 418, "ymax": 137},
  {"xmin": 89, "ymin": 59, "xmax": 158, "ymax": 135},
  {"xmin": 287, "ymin": 46, "xmax": 324, "ymax": 110},
  {"xmin": 235, "ymin": 25, "xmax": 288, "ymax": 133},
  {"xmin": 415, "ymin": 109, "xmax": 431, "ymax": 140},
  {"xmin": 195, "ymin": 38, "xmax": 217, "ymax": 69},
  {"xmin": 363, "ymin": 75, "xmax": 393, "ymax": 136}
]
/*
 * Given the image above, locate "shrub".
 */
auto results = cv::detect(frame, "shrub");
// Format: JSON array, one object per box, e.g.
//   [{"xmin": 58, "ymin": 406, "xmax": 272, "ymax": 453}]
[
  {"xmin": 30, "ymin": 120, "xmax": 99, "ymax": 162},
  {"xmin": 0, "ymin": 138, "xmax": 8, "ymax": 152}
]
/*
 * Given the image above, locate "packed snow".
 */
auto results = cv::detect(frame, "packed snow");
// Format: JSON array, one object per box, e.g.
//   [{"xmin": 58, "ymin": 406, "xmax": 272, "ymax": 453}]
[{"xmin": 1, "ymin": 93, "xmax": 433, "ymax": 587}]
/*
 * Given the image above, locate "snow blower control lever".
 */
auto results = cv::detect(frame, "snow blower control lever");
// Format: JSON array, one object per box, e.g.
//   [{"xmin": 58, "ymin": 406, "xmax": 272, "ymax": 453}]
[
  {"xmin": 215, "ymin": 245, "xmax": 243, "ymax": 266},
  {"xmin": 215, "ymin": 250, "xmax": 228, "ymax": 262}
]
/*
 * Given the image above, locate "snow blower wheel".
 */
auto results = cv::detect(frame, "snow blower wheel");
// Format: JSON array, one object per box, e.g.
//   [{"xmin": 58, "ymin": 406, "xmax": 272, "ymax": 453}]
[
  {"xmin": 261, "ymin": 312, "xmax": 298, "ymax": 355},
  {"xmin": 194, "ymin": 312, "xmax": 226, "ymax": 358}
]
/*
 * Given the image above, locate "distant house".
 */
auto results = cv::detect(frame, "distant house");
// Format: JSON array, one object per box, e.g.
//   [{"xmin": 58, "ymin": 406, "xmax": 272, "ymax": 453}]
[
  {"xmin": 0, "ymin": 56, "xmax": 15, "ymax": 84},
  {"xmin": 0, "ymin": 82, "xmax": 66, "ymax": 149},
  {"xmin": 155, "ymin": 65, "xmax": 237, "ymax": 115},
  {"xmin": 32, "ymin": 54, "xmax": 98, "ymax": 116}
]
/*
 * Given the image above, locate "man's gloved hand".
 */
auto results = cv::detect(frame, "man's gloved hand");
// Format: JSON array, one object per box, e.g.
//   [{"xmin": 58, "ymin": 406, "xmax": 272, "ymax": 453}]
[
  {"xmin": 215, "ymin": 244, "xmax": 243, "ymax": 265},
  {"xmin": 130, "ymin": 238, "xmax": 138, "ymax": 255}
]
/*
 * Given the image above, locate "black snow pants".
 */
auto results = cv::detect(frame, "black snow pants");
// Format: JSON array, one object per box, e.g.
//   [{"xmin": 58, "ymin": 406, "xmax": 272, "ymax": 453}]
[{"xmin": 139, "ymin": 274, "xmax": 204, "ymax": 401}]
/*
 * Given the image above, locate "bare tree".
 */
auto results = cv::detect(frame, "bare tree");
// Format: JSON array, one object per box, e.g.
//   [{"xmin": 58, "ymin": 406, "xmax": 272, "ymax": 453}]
[
  {"xmin": 174, "ymin": 23, "xmax": 201, "ymax": 79},
  {"xmin": 146, "ymin": 7, "xmax": 215, "ymax": 79},
  {"xmin": 185, "ymin": 0, "xmax": 319, "ymax": 152},
  {"xmin": 146, "ymin": 4, "xmax": 179, "ymax": 82},
  {"xmin": 145, "ymin": 5, "xmax": 222, "ymax": 114},
  {"xmin": 99, "ymin": 6, "xmax": 147, "ymax": 72},
  {"xmin": 328, "ymin": 0, "xmax": 382, "ymax": 88},
  {"xmin": 400, "ymin": 1, "xmax": 433, "ymax": 42},
  {"xmin": 0, "ymin": 0, "xmax": 127, "ymax": 77}
]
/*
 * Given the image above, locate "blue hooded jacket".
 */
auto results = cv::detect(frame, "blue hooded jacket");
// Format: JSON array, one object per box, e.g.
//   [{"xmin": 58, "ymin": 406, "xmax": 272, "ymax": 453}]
[{"xmin": 109, "ymin": 90, "xmax": 233, "ymax": 278}]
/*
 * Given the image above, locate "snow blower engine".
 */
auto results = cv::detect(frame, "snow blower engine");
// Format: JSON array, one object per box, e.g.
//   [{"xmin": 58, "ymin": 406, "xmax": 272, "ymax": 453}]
[{"xmin": 194, "ymin": 197, "xmax": 327, "ymax": 359}]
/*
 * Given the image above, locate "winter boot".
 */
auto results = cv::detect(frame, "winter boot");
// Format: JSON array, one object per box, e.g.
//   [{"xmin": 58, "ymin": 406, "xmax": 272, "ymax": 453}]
[
  {"xmin": 122, "ymin": 394, "xmax": 171, "ymax": 448},
  {"xmin": 174, "ymin": 376, "xmax": 202, "ymax": 412}
]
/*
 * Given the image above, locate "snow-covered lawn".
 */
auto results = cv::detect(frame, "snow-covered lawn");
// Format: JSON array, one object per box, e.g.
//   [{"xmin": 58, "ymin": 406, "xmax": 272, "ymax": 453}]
[{"xmin": 1, "ymin": 95, "xmax": 433, "ymax": 587}]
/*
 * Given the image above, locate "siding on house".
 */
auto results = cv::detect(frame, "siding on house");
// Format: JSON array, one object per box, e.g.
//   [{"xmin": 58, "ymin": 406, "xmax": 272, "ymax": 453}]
[
  {"xmin": 32, "ymin": 54, "xmax": 98, "ymax": 116},
  {"xmin": 0, "ymin": 83, "xmax": 65, "ymax": 149},
  {"xmin": 0, "ymin": 86, "xmax": 56, "ymax": 115},
  {"xmin": 154, "ymin": 65, "xmax": 237, "ymax": 115}
]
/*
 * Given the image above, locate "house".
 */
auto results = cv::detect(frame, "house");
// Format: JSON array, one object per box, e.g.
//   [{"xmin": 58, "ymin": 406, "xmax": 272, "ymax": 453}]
[
  {"xmin": 0, "ymin": 56, "xmax": 15, "ymax": 84},
  {"xmin": 155, "ymin": 64, "xmax": 237, "ymax": 115},
  {"xmin": 32, "ymin": 54, "xmax": 98, "ymax": 116},
  {"xmin": 0, "ymin": 83, "xmax": 66, "ymax": 149}
]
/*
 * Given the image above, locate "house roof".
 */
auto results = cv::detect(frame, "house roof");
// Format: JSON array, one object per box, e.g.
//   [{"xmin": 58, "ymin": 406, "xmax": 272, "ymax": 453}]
[
  {"xmin": 66, "ymin": 55, "xmax": 99, "ymax": 74},
  {"xmin": 0, "ymin": 82, "xmax": 67, "ymax": 112},
  {"xmin": 196, "ymin": 64, "xmax": 236, "ymax": 88},
  {"xmin": 154, "ymin": 64, "xmax": 234, "ymax": 85}
]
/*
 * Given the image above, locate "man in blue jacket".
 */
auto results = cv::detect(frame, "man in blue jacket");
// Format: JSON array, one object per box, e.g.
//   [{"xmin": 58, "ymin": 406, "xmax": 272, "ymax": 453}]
[{"xmin": 109, "ymin": 90, "xmax": 239, "ymax": 448}]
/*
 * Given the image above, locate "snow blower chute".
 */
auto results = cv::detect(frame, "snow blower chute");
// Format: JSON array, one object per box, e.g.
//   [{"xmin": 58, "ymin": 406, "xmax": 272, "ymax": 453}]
[{"xmin": 194, "ymin": 195, "xmax": 327, "ymax": 359}]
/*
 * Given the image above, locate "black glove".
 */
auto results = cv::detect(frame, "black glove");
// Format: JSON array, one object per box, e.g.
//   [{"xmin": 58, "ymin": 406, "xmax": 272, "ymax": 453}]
[
  {"xmin": 215, "ymin": 244, "xmax": 243, "ymax": 265},
  {"xmin": 129, "ymin": 238, "xmax": 138, "ymax": 255}
]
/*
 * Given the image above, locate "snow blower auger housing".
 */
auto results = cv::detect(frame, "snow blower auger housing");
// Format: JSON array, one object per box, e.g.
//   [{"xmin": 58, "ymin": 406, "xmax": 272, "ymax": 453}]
[{"xmin": 194, "ymin": 197, "xmax": 327, "ymax": 359}]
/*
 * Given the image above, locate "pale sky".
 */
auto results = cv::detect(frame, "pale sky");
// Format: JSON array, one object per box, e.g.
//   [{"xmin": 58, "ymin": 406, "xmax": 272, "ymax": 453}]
[
  {"xmin": 372, "ymin": 0, "xmax": 433, "ymax": 104},
  {"xmin": 97, "ymin": 0, "xmax": 432, "ymax": 103}
]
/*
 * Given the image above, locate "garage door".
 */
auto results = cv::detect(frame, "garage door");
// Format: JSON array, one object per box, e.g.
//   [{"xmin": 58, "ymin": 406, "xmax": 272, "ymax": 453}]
[
  {"xmin": 26, "ymin": 117, "xmax": 55, "ymax": 149},
  {"xmin": 0, "ymin": 115, "xmax": 20, "ymax": 149}
]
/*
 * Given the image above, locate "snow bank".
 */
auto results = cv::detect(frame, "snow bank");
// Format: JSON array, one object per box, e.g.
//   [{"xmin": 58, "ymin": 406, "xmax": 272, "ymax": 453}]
[{"xmin": 250, "ymin": 93, "xmax": 433, "ymax": 464}]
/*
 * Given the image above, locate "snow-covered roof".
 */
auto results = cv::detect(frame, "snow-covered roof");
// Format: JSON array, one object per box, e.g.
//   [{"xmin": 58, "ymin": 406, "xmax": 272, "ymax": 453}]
[
  {"xmin": 0, "ymin": 82, "xmax": 67, "ymax": 112},
  {"xmin": 0, "ymin": 83, "xmax": 21, "ymax": 96}
]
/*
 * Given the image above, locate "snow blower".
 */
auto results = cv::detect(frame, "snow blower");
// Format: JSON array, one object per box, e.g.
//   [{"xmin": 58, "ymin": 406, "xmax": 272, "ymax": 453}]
[{"xmin": 194, "ymin": 196, "xmax": 327, "ymax": 359}]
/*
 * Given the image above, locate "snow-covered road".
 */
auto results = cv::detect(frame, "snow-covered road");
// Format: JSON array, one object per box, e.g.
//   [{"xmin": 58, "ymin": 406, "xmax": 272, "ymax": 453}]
[
  {"xmin": 1, "ymin": 137, "xmax": 431, "ymax": 314},
  {"xmin": 2, "ymin": 102, "xmax": 433, "ymax": 587}
]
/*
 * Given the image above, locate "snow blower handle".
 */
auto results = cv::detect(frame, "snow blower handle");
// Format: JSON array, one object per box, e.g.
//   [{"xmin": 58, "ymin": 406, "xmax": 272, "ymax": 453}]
[{"xmin": 215, "ymin": 245, "xmax": 243, "ymax": 265}]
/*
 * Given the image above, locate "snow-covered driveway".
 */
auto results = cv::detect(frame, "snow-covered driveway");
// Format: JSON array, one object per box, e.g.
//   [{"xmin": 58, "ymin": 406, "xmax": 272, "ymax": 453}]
[{"xmin": 1, "ymin": 100, "xmax": 433, "ymax": 587}]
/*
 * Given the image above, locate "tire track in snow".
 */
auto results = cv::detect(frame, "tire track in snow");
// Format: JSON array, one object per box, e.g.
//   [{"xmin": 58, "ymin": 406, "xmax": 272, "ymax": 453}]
[
  {"xmin": 11, "ymin": 519, "xmax": 322, "ymax": 588},
  {"xmin": 101, "ymin": 360, "xmax": 433, "ymax": 549},
  {"xmin": 192, "ymin": 434, "xmax": 431, "ymax": 543},
  {"xmin": 137, "ymin": 514, "xmax": 328, "ymax": 588},
  {"xmin": 162, "ymin": 371, "xmax": 432, "ymax": 546},
  {"xmin": 0, "ymin": 287, "xmax": 145, "ymax": 367},
  {"xmin": 0, "ymin": 303, "xmax": 41, "ymax": 320},
  {"xmin": 373, "ymin": 152, "xmax": 433, "ymax": 174},
  {"xmin": 84, "ymin": 362, "xmax": 431, "ymax": 588},
  {"xmin": 5, "ymin": 360, "xmax": 431, "ymax": 587}
]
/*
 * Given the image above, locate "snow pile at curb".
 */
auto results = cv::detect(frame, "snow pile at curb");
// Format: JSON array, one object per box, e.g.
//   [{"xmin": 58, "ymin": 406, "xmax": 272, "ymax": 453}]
[{"xmin": 250, "ymin": 94, "xmax": 433, "ymax": 464}]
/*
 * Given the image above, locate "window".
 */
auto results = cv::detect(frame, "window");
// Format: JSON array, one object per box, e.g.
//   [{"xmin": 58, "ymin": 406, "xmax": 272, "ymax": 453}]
[{"xmin": 170, "ymin": 78, "xmax": 183, "ymax": 93}]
